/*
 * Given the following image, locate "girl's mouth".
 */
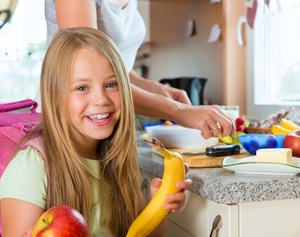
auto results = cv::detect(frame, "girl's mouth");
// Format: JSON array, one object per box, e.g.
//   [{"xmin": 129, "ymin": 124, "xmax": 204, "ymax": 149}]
[{"xmin": 87, "ymin": 113, "xmax": 110, "ymax": 122}]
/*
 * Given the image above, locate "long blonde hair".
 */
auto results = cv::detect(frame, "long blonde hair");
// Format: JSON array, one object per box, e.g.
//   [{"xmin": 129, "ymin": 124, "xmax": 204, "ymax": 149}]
[{"xmin": 28, "ymin": 27, "xmax": 143, "ymax": 236}]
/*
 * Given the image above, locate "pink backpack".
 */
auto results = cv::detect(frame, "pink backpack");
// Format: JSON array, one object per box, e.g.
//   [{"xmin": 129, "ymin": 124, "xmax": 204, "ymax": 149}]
[
  {"xmin": 0, "ymin": 100, "xmax": 42, "ymax": 236},
  {"xmin": 0, "ymin": 99, "xmax": 41, "ymax": 177}
]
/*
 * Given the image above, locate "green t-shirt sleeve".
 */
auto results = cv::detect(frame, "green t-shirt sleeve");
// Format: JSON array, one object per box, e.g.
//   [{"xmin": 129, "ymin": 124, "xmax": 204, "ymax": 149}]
[{"xmin": 0, "ymin": 147, "xmax": 47, "ymax": 209}]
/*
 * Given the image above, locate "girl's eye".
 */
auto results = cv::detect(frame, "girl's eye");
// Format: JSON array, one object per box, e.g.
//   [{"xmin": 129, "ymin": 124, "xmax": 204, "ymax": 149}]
[
  {"xmin": 106, "ymin": 81, "xmax": 118, "ymax": 89},
  {"xmin": 76, "ymin": 86, "xmax": 88, "ymax": 91}
]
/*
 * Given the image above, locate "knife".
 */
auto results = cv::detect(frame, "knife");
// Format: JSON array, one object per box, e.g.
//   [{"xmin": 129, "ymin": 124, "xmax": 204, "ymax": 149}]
[{"xmin": 180, "ymin": 144, "xmax": 242, "ymax": 157}]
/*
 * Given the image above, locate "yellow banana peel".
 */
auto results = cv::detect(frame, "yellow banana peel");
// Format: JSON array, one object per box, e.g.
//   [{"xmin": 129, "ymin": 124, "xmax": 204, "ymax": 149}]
[
  {"xmin": 271, "ymin": 124, "xmax": 291, "ymax": 135},
  {"xmin": 280, "ymin": 118, "xmax": 300, "ymax": 131},
  {"xmin": 126, "ymin": 138, "xmax": 185, "ymax": 237}
]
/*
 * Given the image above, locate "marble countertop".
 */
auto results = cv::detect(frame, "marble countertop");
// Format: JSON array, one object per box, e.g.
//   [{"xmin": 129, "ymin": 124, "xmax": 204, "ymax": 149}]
[{"xmin": 138, "ymin": 145, "xmax": 300, "ymax": 205}]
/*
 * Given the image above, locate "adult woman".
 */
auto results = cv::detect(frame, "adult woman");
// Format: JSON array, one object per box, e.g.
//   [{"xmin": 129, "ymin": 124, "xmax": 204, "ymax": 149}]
[
  {"xmin": 43, "ymin": 0, "xmax": 236, "ymax": 139},
  {"xmin": 0, "ymin": 27, "xmax": 192, "ymax": 237}
]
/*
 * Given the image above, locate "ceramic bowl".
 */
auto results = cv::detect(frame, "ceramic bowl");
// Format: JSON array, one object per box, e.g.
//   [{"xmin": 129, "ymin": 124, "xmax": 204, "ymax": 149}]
[
  {"xmin": 238, "ymin": 134, "xmax": 285, "ymax": 155},
  {"xmin": 145, "ymin": 125, "xmax": 218, "ymax": 149}
]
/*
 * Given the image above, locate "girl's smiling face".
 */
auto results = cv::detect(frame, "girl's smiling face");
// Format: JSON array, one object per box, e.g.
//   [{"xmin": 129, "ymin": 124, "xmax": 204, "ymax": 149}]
[{"xmin": 67, "ymin": 48, "xmax": 121, "ymax": 152}]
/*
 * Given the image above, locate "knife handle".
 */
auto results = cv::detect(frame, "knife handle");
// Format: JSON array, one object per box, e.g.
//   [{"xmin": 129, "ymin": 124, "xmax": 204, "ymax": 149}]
[{"xmin": 206, "ymin": 144, "xmax": 240, "ymax": 157}]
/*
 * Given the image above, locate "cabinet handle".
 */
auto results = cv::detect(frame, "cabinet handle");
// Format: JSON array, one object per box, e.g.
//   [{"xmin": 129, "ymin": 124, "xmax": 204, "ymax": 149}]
[
  {"xmin": 209, "ymin": 215, "xmax": 223, "ymax": 237},
  {"xmin": 236, "ymin": 16, "xmax": 247, "ymax": 46}
]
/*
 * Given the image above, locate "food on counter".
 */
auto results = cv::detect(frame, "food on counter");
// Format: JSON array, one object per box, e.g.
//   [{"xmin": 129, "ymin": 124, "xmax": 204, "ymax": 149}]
[
  {"xmin": 162, "ymin": 120, "xmax": 174, "ymax": 126},
  {"xmin": 245, "ymin": 107, "xmax": 300, "ymax": 134},
  {"xmin": 126, "ymin": 138, "xmax": 185, "ymax": 237},
  {"xmin": 235, "ymin": 116, "xmax": 248, "ymax": 132},
  {"xmin": 219, "ymin": 132, "xmax": 245, "ymax": 145},
  {"xmin": 218, "ymin": 134, "xmax": 233, "ymax": 144},
  {"xmin": 280, "ymin": 118, "xmax": 300, "ymax": 131},
  {"xmin": 256, "ymin": 148, "xmax": 292, "ymax": 164},
  {"xmin": 283, "ymin": 130, "xmax": 300, "ymax": 157},
  {"xmin": 272, "ymin": 119, "xmax": 300, "ymax": 135},
  {"xmin": 271, "ymin": 124, "xmax": 292, "ymax": 135},
  {"xmin": 31, "ymin": 205, "xmax": 90, "ymax": 237}
]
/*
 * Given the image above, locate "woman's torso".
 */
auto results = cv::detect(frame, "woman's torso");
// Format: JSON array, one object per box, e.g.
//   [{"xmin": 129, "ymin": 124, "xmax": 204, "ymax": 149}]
[{"xmin": 44, "ymin": 0, "xmax": 146, "ymax": 72}]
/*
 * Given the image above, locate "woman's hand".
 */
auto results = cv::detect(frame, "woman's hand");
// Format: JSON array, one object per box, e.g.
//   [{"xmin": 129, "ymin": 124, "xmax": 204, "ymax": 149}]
[
  {"xmin": 129, "ymin": 70, "xmax": 192, "ymax": 105},
  {"xmin": 174, "ymin": 104, "xmax": 236, "ymax": 139},
  {"xmin": 153, "ymin": 83, "xmax": 192, "ymax": 105}
]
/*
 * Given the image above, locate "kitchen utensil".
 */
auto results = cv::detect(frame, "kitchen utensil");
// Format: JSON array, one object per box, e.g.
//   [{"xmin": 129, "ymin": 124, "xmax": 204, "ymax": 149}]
[
  {"xmin": 181, "ymin": 144, "xmax": 241, "ymax": 156},
  {"xmin": 222, "ymin": 156, "xmax": 300, "ymax": 175},
  {"xmin": 239, "ymin": 134, "xmax": 285, "ymax": 155},
  {"xmin": 146, "ymin": 125, "xmax": 218, "ymax": 149},
  {"xmin": 209, "ymin": 215, "xmax": 223, "ymax": 237},
  {"xmin": 206, "ymin": 144, "xmax": 240, "ymax": 157}
]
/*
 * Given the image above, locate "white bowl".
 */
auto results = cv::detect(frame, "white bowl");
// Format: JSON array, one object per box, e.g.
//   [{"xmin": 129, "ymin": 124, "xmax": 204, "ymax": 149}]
[{"xmin": 146, "ymin": 125, "xmax": 218, "ymax": 149}]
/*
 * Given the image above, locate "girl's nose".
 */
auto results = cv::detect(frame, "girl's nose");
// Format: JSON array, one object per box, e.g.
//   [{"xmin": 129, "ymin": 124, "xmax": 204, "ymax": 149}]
[{"xmin": 92, "ymin": 91, "xmax": 110, "ymax": 106}]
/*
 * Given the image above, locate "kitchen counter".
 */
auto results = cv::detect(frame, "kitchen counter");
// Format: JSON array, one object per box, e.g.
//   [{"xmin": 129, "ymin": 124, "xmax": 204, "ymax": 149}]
[{"xmin": 138, "ymin": 141, "xmax": 300, "ymax": 205}]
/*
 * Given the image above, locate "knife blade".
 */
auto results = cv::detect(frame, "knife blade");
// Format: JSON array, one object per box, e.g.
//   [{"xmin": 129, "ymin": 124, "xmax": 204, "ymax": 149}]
[{"xmin": 180, "ymin": 151, "xmax": 206, "ymax": 156}]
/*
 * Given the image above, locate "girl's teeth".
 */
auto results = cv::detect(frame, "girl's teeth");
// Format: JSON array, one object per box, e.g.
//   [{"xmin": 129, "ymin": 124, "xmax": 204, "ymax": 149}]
[{"xmin": 88, "ymin": 113, "xmax": 109, "ymax": 120}]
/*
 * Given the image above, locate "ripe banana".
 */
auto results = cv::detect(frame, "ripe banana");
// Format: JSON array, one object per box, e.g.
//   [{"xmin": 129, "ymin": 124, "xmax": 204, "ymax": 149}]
[
  {"xmin": 126, "ymin": 138, "xmax": 185, "ymax": 237},
  {"xmin": 280, "ymin": 118, "xmax": 300, "ymax": 131},
  {"xmin": 271, "ymin": 124, "xmax": 291, "ymax": 135}
]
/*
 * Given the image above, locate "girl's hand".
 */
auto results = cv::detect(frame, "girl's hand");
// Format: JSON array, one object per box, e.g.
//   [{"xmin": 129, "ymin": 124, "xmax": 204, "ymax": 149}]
[
  {"xmin": 150, "ymin": 164, "xmax": 193, "ymax": 213},
  {"xmin": 150, "ymin": 178, "xmax": 193, "ymax": 213}
]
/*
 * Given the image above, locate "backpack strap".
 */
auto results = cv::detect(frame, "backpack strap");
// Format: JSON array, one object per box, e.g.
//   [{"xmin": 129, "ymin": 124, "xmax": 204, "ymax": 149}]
[{"xmin": 23, "ymin": 136, "xmax": 45, "ymax": 158}]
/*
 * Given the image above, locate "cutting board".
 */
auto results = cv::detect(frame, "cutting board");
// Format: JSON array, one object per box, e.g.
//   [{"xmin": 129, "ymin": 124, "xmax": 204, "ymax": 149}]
[{"xmin": 153, "ymin": 147, "xmax": 250, "ymax": 168}]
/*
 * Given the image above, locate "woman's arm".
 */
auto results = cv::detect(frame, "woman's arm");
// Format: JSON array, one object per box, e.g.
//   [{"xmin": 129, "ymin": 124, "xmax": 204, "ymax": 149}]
[
  {"xmin": 131, "ymin": 83, "xmax": 235, "ymax": 138},
  {"xmin": 129, "ymin": 70, "xmax": 191, "ymax": 105},
  {"xmin": 1, "ymin": 198, "xmax": 44, "ymax": 237},
  {"xmin": 55, "ymin": 0, "xmax": 98, "ymax": 29}
]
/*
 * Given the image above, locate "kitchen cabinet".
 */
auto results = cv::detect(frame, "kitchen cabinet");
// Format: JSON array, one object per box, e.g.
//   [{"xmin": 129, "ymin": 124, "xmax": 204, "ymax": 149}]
[
  {"xmin": 147, "ymin": 0, "xmax": 247, "ymax": 114},
  {"xmin": 140, "ymin": 170, "xmax": 238, "ymax": 237},
  {"xmin": 138, "ymin": 135, "xmax": 300, "ymax": 237},
  {"xmin": 141, "ymin": 170, "xmax": 300, "ymax": 237}
]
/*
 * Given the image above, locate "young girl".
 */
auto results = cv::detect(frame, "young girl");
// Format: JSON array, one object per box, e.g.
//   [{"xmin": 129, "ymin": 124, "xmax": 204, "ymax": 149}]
[{"xmin": 0, "ymin": 27, "xmax": 192, "ymax": 237}]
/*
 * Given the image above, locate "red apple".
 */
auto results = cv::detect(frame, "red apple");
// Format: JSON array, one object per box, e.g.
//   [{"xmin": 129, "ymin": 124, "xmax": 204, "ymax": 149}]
[
  {"xmin": 235, "ymin": 116, "xmax": 246, "ymax": 126},
  {"xmin": 283, "ymin": 130, "xmax": 300, "ymax": 157},
  {"xmin": 31, "ymin": 205, "xmax": 90, "ymax": 237},
  {"xmin": 236, "ymin": 124, "xmax": 245, "ymax": 132}
]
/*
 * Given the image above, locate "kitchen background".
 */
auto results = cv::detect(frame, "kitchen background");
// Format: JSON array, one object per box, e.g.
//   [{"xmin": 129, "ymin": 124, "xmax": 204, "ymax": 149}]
[{"xmin": 1, "ymin": 0, "xmax": 300, "ymax": 120}]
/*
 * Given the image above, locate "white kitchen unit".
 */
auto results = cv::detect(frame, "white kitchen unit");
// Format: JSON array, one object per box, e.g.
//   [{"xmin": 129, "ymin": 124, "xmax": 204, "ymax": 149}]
[
  {"xmin": 167, "ymin": 190, "xmax": 300, "ymax": 237},
  {"xmin": 141, "ymin": 170, "xmax": 300, "ymax": 237}
]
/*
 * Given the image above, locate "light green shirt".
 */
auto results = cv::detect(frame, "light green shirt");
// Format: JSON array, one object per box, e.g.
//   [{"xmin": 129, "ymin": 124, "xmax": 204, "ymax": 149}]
[{"xmin": 0, "ymin": 147, "xmax": 112, "ymax": 237}]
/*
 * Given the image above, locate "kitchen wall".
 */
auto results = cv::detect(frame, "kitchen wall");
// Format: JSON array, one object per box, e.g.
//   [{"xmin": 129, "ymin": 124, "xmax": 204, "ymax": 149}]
[{"xmin": 147, "ymin": 0, "xmax": 225, "ymax": 106}]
